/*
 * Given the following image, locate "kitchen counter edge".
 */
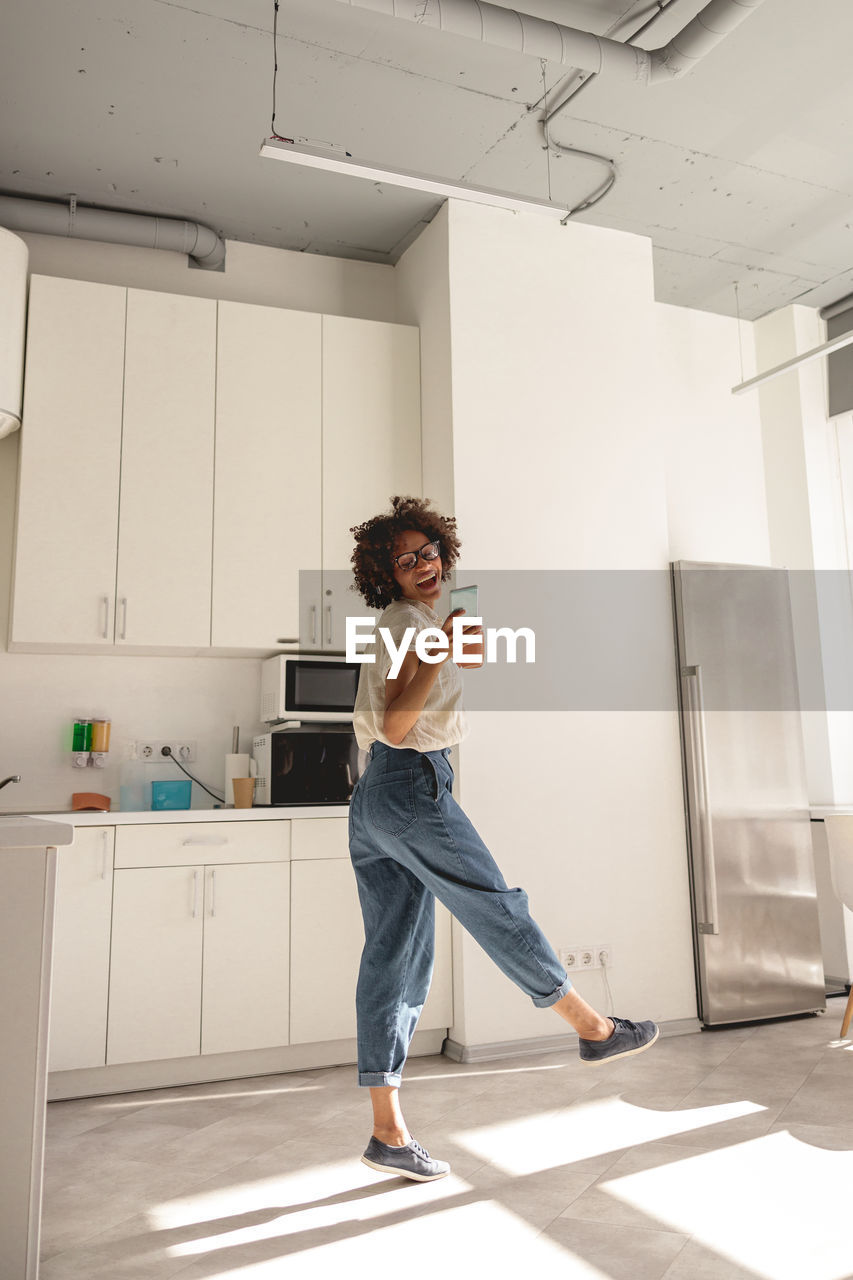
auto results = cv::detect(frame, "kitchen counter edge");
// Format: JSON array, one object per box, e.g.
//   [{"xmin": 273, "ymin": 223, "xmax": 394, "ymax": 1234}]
[{"xmin": 0, "ymin": 806, "xmax": 350, "ymax": 826}]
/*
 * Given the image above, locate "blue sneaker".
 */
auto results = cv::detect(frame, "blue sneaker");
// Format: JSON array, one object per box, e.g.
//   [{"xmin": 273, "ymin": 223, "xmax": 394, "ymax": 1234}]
[
  {"xmin": 578, "ymin": 1016, "xmax": 659, "ymax": 1065},
  {"xmin": 361, "ymin": 1135, "xmax": 450, "ymax": 1181}
]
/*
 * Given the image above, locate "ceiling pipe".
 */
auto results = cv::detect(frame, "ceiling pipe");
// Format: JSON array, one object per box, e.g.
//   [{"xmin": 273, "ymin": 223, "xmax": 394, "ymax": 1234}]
[
  {"xmin": 0, "ymin": 194, "xmax": 226, "ymax": 270},
  {"xmin": 336, "ymin": 0, "xmax": 766, "ymax": 85}
]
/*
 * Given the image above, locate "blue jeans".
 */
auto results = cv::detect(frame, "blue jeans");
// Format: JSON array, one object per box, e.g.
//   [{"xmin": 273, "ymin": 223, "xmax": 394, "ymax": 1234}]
[{"xmin": 348, "ymin": 741, "xmax": 572, "ymax": 1087}]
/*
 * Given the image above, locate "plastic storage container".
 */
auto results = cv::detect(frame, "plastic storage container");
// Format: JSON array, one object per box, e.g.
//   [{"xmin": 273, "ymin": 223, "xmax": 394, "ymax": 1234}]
[{"xmin": 151, "ymin": 779, "xmax": 192, "ymax": 810}]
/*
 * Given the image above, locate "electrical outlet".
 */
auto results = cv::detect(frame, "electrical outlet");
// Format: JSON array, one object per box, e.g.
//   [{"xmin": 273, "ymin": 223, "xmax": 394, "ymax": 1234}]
[
  {"xmin": 135, "ymin": 740, "xmax": 196, "ymax": 764},
  {"xmin": 559, "ymin": 945, "xmax": 612, "ymax": 972}
]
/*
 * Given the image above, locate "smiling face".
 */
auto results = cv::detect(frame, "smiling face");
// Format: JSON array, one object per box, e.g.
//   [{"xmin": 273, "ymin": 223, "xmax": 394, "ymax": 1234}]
[{"xmin": 392, "ymin": 529, "xmax": 443, "ymax": 607}]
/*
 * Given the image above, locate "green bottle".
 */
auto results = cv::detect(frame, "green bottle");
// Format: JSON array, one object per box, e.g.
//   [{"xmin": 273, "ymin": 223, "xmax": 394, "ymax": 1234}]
[{"xmin": 72, "ymin": 717, "xmax": 92, "ymax": 752}]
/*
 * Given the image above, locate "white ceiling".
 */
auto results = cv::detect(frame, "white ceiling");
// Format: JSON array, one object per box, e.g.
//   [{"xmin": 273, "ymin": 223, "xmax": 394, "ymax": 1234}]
[{"xmin": 2, "ymin": 0, "xmax": 853, "ymax": 320}]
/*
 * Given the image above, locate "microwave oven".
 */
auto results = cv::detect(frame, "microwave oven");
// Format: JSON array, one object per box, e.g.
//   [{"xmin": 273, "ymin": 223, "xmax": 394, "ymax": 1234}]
[
  {"xmin": 260, "ymin": 654, "xmax": 360, "ymax": 724},
  {"xmin": 252, "ymin": 723, "xmax": 366, "ymax": 806}
]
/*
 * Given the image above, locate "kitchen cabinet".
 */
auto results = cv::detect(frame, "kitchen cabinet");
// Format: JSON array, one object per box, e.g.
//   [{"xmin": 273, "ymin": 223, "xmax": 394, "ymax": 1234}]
[
  {"xmin": 289, "ymin": 856, "xmax": 453, "ymax": 1045},
  {"xmin": 307, "ymin": 315, "xmax": 422, "ymax": 652},
  {"xmin": 215, "ymin": 310, "xmax": 422, "ymax": 652},
  {"xmin": 10, "ymin": 277, "xmax": 216, "ymax": 650},
  {"xmin": 11, "ymin": 275, "xmax": 125, "ymax": 647},
  {"xmin": 107, "ymin": 862, "xmax": 290, "ymax": 1064},
  {"xmin": 107, "ymin": 822, "xmax": 290, "ymax": 1064},
  {"xmin": 46, "ymin": 813, "xmax": 450, "ymax": 1095},
  {"xmin": 115, "ymin": 288, "xmax": 216, "ymax": 647},
  {"xmin": 48, "ymin": 827, "xmax": 114, "ymax": 1072},
  {"xmin": 12, "ymin": 280, "xmax": 421, "ymax": 654},
  {"xmin": 212, "ymin": 301, "xmax": 322, "ymax": 650},
  {"xmin": 108, "ymin": 865, "xmax": 204, "ymax": 1064},
  {"xmin": 201, "ymin": 861, "xmax": 290, "ymax": 1055}
]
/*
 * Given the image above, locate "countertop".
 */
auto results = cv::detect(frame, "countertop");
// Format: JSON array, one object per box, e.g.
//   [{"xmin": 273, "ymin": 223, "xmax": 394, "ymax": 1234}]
[
  {"xmin": 0, "ymin": 814, "xmax": 75, "ymax": 847},
  {"xmin": 0, "ymin": 806, "xmax": 350, "ymax": 826},
  {"xmin": 810, "ymin": 806, "xmax": 853, "ymax": 820}
]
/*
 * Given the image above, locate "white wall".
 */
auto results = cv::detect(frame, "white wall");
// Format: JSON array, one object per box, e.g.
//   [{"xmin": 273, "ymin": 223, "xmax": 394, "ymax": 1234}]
[
  {"xmin": 659, "ymin": 302, "xmax": 768, "ymax": 564},
  {"xmin": 438, "ymin": 201, "xmax": 753, "ymax": 1048},
  {"xmin": 0, "ymin": 232, "xmax": 397, "ymax": 814},
  {"xmin": 435, "ymin": 202, "xmax": 681, "ymax": 1049},
  {"xmin": 755, "ymin": 305, "xmax": 853, "ymax": 805}
]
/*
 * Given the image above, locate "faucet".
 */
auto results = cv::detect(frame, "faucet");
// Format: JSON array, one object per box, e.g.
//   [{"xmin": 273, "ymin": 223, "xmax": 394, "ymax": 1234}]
[{"xmin": 0, "ymin": 775, "xmax": 21, "ymax": 791}]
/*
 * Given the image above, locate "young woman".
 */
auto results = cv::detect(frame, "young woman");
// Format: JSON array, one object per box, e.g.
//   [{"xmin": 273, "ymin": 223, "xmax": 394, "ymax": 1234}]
[{"xmin": 348, "ymin": 496, "xmax": 658, "ymax": 1182}]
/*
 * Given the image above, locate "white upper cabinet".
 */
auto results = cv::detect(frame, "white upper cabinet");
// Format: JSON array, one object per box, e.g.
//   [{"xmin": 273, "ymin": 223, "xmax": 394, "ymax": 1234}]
[
  {"xmin": 10, "ymin": 276, "xmax": 126, "ymax": 647},
  {"xmin": 318, "ymin": 316, "xmax": 421, "ymax": 651},
  {"xmin": 321, "ymin": 315, "xmax": 421, "ymax": 572},
  {"xmin": 12, "ymin": 280, "xmax": 422, "ymax": 654},
  {"xmin": 212, "ymin": 302, "xmax": 322, "ymax": 650},
  {"xmin": 116, "ymin": 290, "xmax": 216, "ymax": 647}
]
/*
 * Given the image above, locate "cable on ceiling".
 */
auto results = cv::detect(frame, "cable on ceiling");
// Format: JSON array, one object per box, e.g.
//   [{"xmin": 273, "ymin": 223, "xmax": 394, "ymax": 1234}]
[
  {"xmin": 269, "ymin": 0, "xmax": 288, "ymax": 142},
  {"xmin": 542, "ymin": 0, "xmax": 680, "ymax": 219}
]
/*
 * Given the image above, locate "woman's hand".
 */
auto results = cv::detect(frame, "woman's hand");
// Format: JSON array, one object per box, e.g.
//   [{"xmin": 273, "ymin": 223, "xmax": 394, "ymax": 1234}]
[{"xmin": 446, "ymin": 608, "xmax": 484, "ymax": 669}]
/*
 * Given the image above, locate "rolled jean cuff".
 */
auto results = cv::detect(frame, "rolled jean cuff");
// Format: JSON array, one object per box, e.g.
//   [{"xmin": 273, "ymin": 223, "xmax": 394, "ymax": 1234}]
[
  {"xmin": 532, "ymin": 975, "xmax": 573, "ymax": 1008},
  {"xmin": 358, "ymin": 1070, "xmax": 402, "ymax": 1088}
]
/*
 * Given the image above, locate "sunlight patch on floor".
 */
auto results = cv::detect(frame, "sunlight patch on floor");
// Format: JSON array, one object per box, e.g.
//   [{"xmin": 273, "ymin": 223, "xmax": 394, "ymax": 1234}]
[
  {"xmin": 404, "ymin": 1061, "xmax": 574, "ymax": 1083},
  {"xmin": 150, "ymin": 1160, "xmax": 379, "ymax": 1231},
  {"xmin": 161, "ymin": 1200, "xmax": 611, "ymax": 1279},
  {"xmin": 150, "ymin": 1159, "xmax": 472, "ymax": 1247},
  {"xmin": 602, "ymin": 1129, "xmax": 853, "ymax": 1280},
  {"xmin": 94, "ymin": 1084, "xmax": 323, "ymax": 1111},
  {"xmin": 162, "ymin": 1171, "xmax": 471, "ymax": 1259},
  {"xmin": 458, "ymin": 1095, "xmax": 765, "ymax": 1174}
]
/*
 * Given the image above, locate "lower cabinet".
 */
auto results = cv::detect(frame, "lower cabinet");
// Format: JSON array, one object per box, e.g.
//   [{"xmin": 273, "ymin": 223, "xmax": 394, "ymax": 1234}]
[
  {"xmin": 201, "ymin": 862, "xmax": 290, "ymax": 1056},
  {"xmin": 48, "ymin": 816, "xmax": 452, "ymax": 1086},
  {"xmin": 289, "ymin": 858, "xmax": 453, "ymax": 1045},
  {"xmin": 107, "ymin": 861, "xmax": 290, "ymax": 1064},
  {"xmin": 49, "ymin": 828, "xmax": 114, "ymax": 1072}
]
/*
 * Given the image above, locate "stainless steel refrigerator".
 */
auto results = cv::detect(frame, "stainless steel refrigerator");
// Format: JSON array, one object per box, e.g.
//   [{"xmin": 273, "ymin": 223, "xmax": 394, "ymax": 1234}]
[{"xmin": 671, "ymin": 561, "xmax": 825, "ymax": 1025}]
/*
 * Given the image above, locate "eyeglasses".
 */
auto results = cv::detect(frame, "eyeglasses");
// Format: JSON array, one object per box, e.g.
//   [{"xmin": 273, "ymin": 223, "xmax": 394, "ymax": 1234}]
[{"xmin": 393, "ymin": 540, "xmax": 441, "ymax": 572}]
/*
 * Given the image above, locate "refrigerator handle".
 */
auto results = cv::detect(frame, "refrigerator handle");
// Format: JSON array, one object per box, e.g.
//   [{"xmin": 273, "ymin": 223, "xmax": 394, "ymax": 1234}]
[{"xmin": 683, "ymin": 664, "xmax": 720, "ymax": 936}]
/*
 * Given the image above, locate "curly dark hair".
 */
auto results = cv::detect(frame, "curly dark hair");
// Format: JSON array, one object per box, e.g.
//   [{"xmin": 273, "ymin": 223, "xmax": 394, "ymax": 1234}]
[{"xmin": 350, "ymin": 496, "xmax": 461, "ymax": 609}]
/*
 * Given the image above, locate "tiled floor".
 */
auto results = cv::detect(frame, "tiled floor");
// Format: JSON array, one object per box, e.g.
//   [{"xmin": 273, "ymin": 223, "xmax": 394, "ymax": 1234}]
[{"xmin": 41, "ymin": 1001, "xmax": 853, "ymax": 1280}]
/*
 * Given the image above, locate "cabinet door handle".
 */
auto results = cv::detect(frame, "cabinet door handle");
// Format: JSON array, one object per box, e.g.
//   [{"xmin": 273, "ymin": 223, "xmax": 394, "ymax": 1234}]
[
  {"xmin": 119, "ymin": 596, "xmax": 128, "ymax": 641},
  {"xmin": 101, "ymin": 830, "xmax": 110, "ymax": 880},
  {"xmin": 191, "ymin": 869, "xmax": 200, "ymax": 918},
  {"xmin": 325, "ymin": 605, "xmax": 332, "ymax": 645},
  {"xmin": 310, "ymin": 605, "xmax": 317, "ymax": 646},
  {"xmin": 101, "ymin": 595, "xmax": 110, "ymax": 640},
  {"xmin": 209, "ymin": 868, "xmax": 216, "ymax": 918},
  {"xmin": 181, "ymin": 836, "xmax": 228, "ymax": 847},
  {"xmin": 276, "ymin": 637, "xmax": 298, "ymax": 645}
]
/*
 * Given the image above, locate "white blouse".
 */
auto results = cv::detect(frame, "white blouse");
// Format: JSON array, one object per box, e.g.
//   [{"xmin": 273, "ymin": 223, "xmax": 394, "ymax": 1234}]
[{"xmin": 352, "ymin": 597, "xmax": 469, "ymax": 752}]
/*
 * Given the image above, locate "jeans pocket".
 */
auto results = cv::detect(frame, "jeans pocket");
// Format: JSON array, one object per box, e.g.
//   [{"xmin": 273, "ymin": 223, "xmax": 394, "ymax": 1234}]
[
  {"xmin": 421, "ymin": 754, "xmax": 440, "ymax": 801},
  {"xmin": 366, "ymin": 770, "xmax": 417, "ymax": 837}
]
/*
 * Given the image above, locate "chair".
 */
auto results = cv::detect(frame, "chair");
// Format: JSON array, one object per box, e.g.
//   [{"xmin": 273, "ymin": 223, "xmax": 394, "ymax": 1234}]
[{"xmin": 822, "ymin": 816, "xmax": 853, "ymax": 1038}]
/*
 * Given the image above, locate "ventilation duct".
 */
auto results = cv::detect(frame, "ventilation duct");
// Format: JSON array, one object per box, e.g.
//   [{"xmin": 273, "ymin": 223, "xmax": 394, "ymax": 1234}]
[
  {"xmin": 0, "ymin": 195, "xmax": 226, "ymax": 272},
  {"xmin": 336, "ymin": 0, "xmax": 767, "ymax": 84},
  {"xmin": 0, "ymin": 228, "xmax": 28, "ymax": 440}
]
